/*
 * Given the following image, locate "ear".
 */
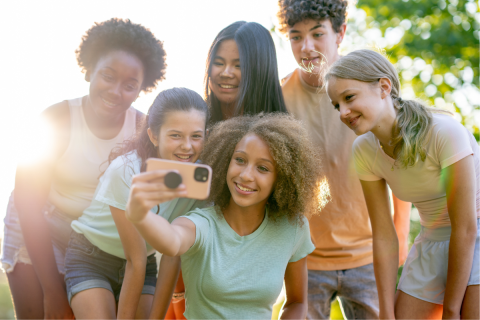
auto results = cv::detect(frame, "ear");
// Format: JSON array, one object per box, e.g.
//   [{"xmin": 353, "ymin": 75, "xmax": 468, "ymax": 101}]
[
  {"xmin": 336, "ymin": 23, "xmax": 347, "ymax": 46},
  {"xmin": 206, "ymin": 128, "xmax": 210, "ymax": 137},
  {"xmin": 147, "ymin": 128, "xmax": 158, "ymax": 147},
  {"xmin": 378, "ymin": 78, "xmax": 392, "ymax": 99}
]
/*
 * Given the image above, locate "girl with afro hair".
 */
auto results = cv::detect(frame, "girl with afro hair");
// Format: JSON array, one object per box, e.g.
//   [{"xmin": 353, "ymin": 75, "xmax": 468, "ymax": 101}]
[
  {"xmin": 127, "ymin": 113, "xmax": 330, "ymax": 319},
  {"xmin": 2, "ymin": 18, "xmax": 166, "ymax": 319}
]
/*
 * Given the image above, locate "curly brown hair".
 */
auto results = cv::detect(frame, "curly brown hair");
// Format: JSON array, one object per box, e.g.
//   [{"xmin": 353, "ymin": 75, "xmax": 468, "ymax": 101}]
[
  {"xmin": 201, "ymin": 113, "xmax": 329, "ymax": 223},
  {"xmin": 76, "ymin": 18, "xmax": 166, "ymax": 92},
  {"xmin": 277, "ymin": 0, "xmax": 348, "ymax": 34}
]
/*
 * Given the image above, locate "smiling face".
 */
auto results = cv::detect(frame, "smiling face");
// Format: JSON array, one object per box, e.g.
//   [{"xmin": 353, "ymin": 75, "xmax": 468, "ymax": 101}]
[
  {"xmin": 208, "ymin": 39, "xmax": 241, "ymax": 110},
  {"xmin": 288, "ymin": 19, "xmax": 345, "ymax": 86},
  {"xmin": 226, "ymin": 134, "xmax": 277, "ymax": 211},
  {"xmin": 148, "ymin": 109, "xmax": 206, "ymax": 162},
  {"xmin": 327, "ymin": 77, "xmax": 395, "ymax": 136},
  {"xmin": 87, "ymin": 50, "xmax": 144, "ymax": 120}
]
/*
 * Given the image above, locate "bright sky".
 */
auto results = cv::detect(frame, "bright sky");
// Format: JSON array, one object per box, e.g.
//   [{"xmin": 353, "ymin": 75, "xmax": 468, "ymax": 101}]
[{"xmin": 0, "ymin": 0, "xmax": 301, "ymax": 234}]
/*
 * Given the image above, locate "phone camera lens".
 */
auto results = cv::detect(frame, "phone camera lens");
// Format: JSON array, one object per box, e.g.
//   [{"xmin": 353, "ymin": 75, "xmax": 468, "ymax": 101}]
[{"xmin": 194, "ymin": 167, "xmax": 209, "ymax": 182}]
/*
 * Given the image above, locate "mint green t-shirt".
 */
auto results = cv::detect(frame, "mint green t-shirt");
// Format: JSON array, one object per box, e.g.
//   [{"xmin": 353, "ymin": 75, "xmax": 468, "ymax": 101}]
[
  {"xmin": 180, "ymin": 207, "xmax": 315, "ymax": 320},
  {"xmin": 71, "ymin": 151, "xmax": 205, "ymax": 259}
]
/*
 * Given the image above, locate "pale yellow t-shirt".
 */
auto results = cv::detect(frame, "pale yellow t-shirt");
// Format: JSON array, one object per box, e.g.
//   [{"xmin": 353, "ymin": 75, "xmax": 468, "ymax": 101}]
[{"xmin": 282, "ymin": 69, "xmax": 373, "ymax": 270}]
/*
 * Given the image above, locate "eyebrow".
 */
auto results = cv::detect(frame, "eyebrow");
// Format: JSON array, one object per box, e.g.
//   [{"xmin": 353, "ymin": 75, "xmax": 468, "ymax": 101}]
[
  {"xmin": 289, "ymin": 24, "xmax": 325, "ymax": 34},
  {"xmin": 235, "ymin": 150, "xmax": 274, "ymax": 164},
  {"xmin": 214, "ymin": 56, "xmax": 240, "ymax": 62},
  {"xmin": 167, "ymin": 129, "xmax": 203, "ymax": 133},
  {"xmin": 103, "ymin": 67, "xmax": 139, "ymax": 82}
]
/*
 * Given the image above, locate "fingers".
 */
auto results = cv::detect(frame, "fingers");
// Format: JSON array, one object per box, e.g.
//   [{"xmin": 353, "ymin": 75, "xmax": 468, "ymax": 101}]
[{"xmin": 132, "ymin": 170, "xmax": 180, "ymax": 183}]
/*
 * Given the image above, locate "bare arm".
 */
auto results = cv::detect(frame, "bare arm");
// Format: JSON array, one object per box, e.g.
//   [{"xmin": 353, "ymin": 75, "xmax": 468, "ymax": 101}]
[
  {"xmin": 111, "ymin": 206, "xmax": 147, "ymax": 319},
  {"xmin": 360, "ymin": 179, "xmax": 398, "ymax": 320},
  {"xmin": 126, "ymin": 170, "xmax": 197, "ymax": 256},
  {"xmin": 392, "ymin": 194, "xmax": 411, "ymax": 266},
  {"xmin": 14, "ymin": 103, "xmax": 74, "ymax": 319},
  {"xmin": 280, "ymin": 257, "xmax": 308, "ymax": 319},
  {"xmin": 148, "ymin": 255, "xmax": 181, "ymax": 319},
  {"xmin": 441, "ymin": 155, "xmax": 477, "ymax": 319}
]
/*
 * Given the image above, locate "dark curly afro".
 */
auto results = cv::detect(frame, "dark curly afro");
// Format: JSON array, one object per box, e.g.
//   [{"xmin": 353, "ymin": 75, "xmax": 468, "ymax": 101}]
[
  {"xmin": 201, "ymin": 113, "xmax": 330, "ymax": 224},
  {"xmin": 277, "ymin": 0, "xmax": 348, "ymax": 34},
  {"xmin": 76, "ymin": 18, "xmax": 166, "ymax": 92}
]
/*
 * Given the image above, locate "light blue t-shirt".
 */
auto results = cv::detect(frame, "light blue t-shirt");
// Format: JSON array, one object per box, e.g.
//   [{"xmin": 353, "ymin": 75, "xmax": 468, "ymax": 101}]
[
  {"xmin": 179, "ymin": 206, "xmax": 315, "ymax": 320},
  {"xmin": 71, "ymin": 151, "xmax": 205, "ymax": 259}
]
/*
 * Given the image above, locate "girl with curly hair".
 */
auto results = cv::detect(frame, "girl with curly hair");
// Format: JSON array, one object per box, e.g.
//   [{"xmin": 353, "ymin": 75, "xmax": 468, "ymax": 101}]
[
  {"xmin": 1, "ymin": 18, "xmax": 166, "ymax": 319},
  {"xmin": 65, "ymin": 87, "xmax": 208, "ymax": 319},
  {"xmin": 127, "ymin": 113, "xmax": 328, "ymax": 319},
  {"xmin": 326, "ymin": 49, "xmax": 480, "ymax": 319},
  {"xmin": 204, "ymin": 21, "xmax": 288, "ymax": 125}
]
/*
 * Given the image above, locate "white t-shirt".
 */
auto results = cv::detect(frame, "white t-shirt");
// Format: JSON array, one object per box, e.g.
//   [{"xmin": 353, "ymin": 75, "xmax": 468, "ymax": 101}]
[{"xmin": 353, "ymin": 114, "xmax": 480, "ymax": 228}]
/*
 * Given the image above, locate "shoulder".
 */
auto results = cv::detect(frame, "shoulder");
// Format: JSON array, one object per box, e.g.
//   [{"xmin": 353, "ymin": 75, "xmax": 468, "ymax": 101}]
[
  {"xmin": 352, "ymin": 132, "xmax": 377, "ymax": 155},
  {"xmin": 41, "ymin": 100, "xmax": 71, "ymax": 135},
  {"xmin": 105, "ymin": 151, "xmax": 141, "ymax": 178},
  {"xmin": 281, "ymin": 70, "xmax": 297, "ymax": 87},
  {"xmin": 183, "ymin": 206, "xmax": 217, "ymax": 221},
  {"xmin": 134, "ymin": 108, "xmax": 146, "ymax": 132}
]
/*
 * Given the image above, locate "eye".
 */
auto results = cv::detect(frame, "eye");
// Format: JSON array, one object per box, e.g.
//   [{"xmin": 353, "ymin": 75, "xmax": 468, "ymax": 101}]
[
  {"xmin": 258, "ymin": 166, "xmax": 269, "ymax": 172},
  {"xmin": 346, "ymin": 94, "xmax": 354, "ymax": 101},
  {"xmin": 125, "ymin": 84, "xmax": 137, "ymax": 91},
  {"xmin": 102, "ymin": 73, "xmax": 114, "ymax": 81},
  {"xmin": 235, "ymin": 157, "xmax": 245, "ymax": 164},
  {"xmin": 213, "ymin": 61, "xmax": 223, "ymax": 66},
  {"xmin": 290, "ymin": 36, "xmax": 300, "ymax": 41},
  {"xmin": 170, "ymin": 134, "xmax": 181, "ymax": 138},
  {"xmin": 314, "ymin": 33, "xmax": 323, "ymax": 38},
  {"xmin": 193, "ymin": 134, "xmax": 203, "ymax": 139}
]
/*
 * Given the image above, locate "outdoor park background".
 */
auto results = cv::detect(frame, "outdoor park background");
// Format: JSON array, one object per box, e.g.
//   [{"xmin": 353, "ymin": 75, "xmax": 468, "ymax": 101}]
[{"xmin": 0, "ymin": 0, "xmax": 478, "ymax": 318}]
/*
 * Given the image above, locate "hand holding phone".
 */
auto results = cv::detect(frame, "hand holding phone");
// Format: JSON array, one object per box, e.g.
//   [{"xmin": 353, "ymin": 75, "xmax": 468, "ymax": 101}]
[{"xmin": 146, "ymin": 158, "xmax": 212, "ymax": 200}]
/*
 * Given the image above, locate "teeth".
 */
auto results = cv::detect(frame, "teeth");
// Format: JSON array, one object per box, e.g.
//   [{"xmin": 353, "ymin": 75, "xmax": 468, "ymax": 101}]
[
  {"xmin": 102, "ymin": 99, "xmax": 116, "ymax": 107},
  {"xmin": 236, "ymin": 183, "xmax": 254, "ymax": 192},
  {"xmin": 219, "ymin": 84, "xmax": 237, "ymax": 89},
  {"xmin": 176, "ymin": 155, "xmax": 191, "ymax": 159}
]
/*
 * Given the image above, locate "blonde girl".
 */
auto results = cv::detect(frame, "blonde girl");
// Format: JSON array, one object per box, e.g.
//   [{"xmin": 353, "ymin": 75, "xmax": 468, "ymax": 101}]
[{"xmin": 326, "ymin": 49, "xmax": 479, "ymax": 319}]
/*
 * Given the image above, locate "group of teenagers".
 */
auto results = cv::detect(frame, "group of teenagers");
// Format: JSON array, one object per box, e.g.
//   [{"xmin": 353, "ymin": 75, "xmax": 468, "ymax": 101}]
[{"xmin": 2, "ymin": 0, "xmax": 479, "ymax": 319}]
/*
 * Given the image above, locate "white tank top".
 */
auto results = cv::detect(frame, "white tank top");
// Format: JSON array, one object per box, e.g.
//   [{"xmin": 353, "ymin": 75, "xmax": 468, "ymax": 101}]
[{"xmin": 48, "ymin": 97, "xmax": 137, "ymax": 219}]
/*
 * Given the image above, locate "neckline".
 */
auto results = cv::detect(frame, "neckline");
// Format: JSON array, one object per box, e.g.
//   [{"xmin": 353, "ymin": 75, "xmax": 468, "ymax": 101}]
[
  {"xmin": 219, "ymin": 207, "xmax": 269, "ymax": 241},
  {"xmin": 296, "ymin": 69, "xmax": 326, "ymax": 94},
  {"xmin": 375, "ymin": 137, "xmax": 396, "ymax": 164},
  {"xmin": 79, "ymin": 96, "xmax": 131, "ymax": 142}
]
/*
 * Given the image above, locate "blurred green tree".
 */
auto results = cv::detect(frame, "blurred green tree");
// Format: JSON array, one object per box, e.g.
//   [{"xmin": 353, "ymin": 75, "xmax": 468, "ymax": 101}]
[{"xmin": 343, "ymin": 0, "xmax": 479, "ymax": 140}]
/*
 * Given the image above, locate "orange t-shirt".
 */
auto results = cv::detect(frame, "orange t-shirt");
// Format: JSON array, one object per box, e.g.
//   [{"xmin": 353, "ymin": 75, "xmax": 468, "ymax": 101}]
[{"xmin": 282, "ymin": 69, "xmax": 373, "ymax": 270}]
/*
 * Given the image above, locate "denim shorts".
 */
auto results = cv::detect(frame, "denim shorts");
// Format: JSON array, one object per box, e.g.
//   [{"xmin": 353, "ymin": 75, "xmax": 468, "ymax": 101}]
[
  {"xmin": 1, "ymin": 192, "xmax": 73, "ymax": 274},
  {"xmin": 64, "ymin": 232, "xmax": 157, "ymax": 304},
  {"xmin": 397, "ymin": 218, "xmax": 480, "ymax": 305}
]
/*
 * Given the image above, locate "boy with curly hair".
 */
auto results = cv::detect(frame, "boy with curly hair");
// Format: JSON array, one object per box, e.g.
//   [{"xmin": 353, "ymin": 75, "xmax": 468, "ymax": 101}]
[{"xmin": 277, "ymin": 1, "xmax": 412, "ymax": 318}]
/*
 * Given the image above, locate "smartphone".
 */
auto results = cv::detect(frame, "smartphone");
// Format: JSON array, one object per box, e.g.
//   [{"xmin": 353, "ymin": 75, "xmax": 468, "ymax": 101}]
[{"xmin": 145, "ymin": 158, "xmax": 212, "ymax": 200}]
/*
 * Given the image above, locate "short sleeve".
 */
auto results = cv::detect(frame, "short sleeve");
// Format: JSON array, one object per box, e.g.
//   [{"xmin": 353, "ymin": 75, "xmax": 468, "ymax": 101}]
[
  {"xmin": 352, "ymin": 138, "xmax": 382, "ymax": 181},
  {"xmin": 434, "ymin": 116, "xmax": 474, "ymax": 169},
  {"xmin": 289, "ymin": 217, "xmax": 315, "ymax": 262},
  {"xmin": 95, "ymin": 157, "xmax": 137, "ymax": 210},
  {"xmin": 181, "ymin": 210, "xmax": 211, "ymax": 256}
]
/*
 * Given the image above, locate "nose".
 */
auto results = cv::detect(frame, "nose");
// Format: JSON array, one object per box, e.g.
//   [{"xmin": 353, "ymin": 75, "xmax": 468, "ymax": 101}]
[
  {"xmin": 239, "ymin": 164, "xmax": 254, "ymax": 182},
  {"xmin": 220, "ymin": 65, "xmax": 235, "ymax": 79},
  {"xmin": 181, "ymin": 137, "xmax": 192, "ymax": 151},
  {"xmin": 301, "ymin": 36, "xmax": 315, "ymax": 53},
  {"xmin": 108, "ymin": 82, "xmax": 121, "ymax": 97},
  {"xmin": 339, "ymin": 104, "xmax": 351, "ymax": 121}
]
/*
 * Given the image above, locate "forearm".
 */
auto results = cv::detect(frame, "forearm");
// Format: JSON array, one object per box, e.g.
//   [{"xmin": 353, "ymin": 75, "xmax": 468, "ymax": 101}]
[
  {"xmin": 392, "ymin": 195, "xmax": 411, "ymax": 266},
  {"xmin": 442, "ymin": 228, "xmax": 477, "ymax": 317},
  {"xmin": 117, "ymin": 260, "xmax": 146, "ymax": 319},
  {"xmin": 280, "ymin": 302, "xmax": 307, "ymax": 319},
  {"xmin": 149, "ymin": 255, "xmax": 181, "ymax": 319},
  {"xmin": 132, "ymin": 212, "xmax": 182, "ymax": 256},
  {"xmin": 373, "ymin": 238, "xmax": 399, "ymax": 319}
]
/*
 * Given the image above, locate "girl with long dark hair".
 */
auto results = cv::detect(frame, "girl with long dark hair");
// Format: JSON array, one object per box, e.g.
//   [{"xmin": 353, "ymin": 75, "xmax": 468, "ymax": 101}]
[{"xmin": 204, "ymin": 21, "xmax": 287, "ymax": 125}]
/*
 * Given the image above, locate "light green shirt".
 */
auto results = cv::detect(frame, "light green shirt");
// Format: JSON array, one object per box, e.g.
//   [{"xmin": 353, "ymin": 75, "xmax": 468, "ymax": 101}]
[
  {"xmin": 71, "ymin": 151, "xmax": 205, "ymax": 259},
  {"xmin": 180, "ymin": 206, "xmax": 315, "ymax": 319}
]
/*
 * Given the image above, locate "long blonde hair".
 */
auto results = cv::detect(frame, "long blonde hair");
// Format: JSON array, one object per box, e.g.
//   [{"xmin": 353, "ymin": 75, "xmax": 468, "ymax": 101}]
[{"xmin": 326, "ymin": 49, "xmax": 448, "ymax": 168}]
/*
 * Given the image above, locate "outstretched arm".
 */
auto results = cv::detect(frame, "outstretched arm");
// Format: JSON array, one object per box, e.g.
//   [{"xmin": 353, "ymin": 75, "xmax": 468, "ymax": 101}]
[
  {"xmin": 126, "ymin": 170, "xmax": 196, "ymax": 257},
  {"xmin": 281, "ymin": 257, "xmax": 308, "ymax": 319},
  {"xmin": 361, "ymin": 179, "xmax": 398, "ymax": 320},
  {"xmin": 392, "ymin": 194, "xmax": 411, "ymax": 266},
  {"xmin": 442, "ymin": 155, "xmax": 477, "ymax": 319}
]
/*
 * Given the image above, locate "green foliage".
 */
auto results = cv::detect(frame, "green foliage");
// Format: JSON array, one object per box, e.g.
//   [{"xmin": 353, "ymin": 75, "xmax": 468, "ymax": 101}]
[{"xmin": 349, "ymin": 0, "xmax": 479, "ymax": 140}]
